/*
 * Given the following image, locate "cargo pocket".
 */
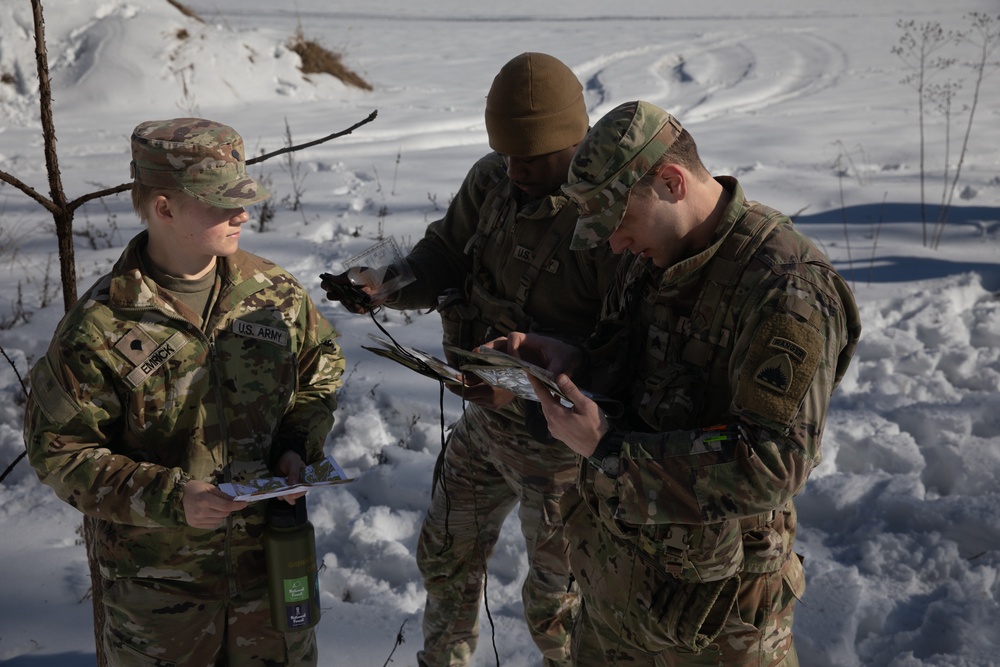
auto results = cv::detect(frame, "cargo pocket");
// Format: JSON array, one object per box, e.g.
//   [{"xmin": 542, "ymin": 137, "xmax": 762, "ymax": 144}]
[
  {"xmin": 580, "ymin": 466, "xmax": 745, "ymax": 654},
  {"xmin": 650, "ymin": 573, "xmax": 741, "ymax": 653},
  {"xmin": 437, "ymin": 288, "xmax": 477, "ymax": 367},
  {"xmin": 782, "ymin": 552, "xmax": 806, "ymax": 603}
]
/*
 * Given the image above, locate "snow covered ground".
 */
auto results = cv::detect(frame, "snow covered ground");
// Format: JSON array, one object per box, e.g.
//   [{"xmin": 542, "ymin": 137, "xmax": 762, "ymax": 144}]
[{"xmin": 1, "ymin": 1, "xmax": 999, "ymax": 665}]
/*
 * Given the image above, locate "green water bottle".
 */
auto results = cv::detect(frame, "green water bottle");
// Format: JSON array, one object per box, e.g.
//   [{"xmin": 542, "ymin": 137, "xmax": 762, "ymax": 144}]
[{"xmin": 263, "ymin": 497, "xmax": 321, "ymax": 632}]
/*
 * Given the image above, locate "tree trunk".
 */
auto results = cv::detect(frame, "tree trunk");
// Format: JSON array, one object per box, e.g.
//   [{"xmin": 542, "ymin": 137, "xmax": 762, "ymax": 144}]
[
  {"xmin": 29, "ymin": 0, "xmax": 96, "ymax": 659},
  {"xmin": 54, "ymin": 209, "xmax": 77, "ymax": 311},
  {"xmin": 83, "ymin": 516, "xmax": 106, "ymax": 663}
]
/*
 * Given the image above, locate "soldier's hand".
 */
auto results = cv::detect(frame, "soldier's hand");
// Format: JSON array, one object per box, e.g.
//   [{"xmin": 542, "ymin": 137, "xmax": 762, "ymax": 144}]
[
  {"xmin": 319, "ymin": 271, "xmax": 373, "ymax": 314},
  {"xmin": 492, "ymin": 332, "xmax": 583, "ymax": 376},
  {"xmin": 274, "ymin": 450, "xmax": 309, "ymax": 505},
  {"xmin": 182, "ymin": 480, "xmax": 249, "ymax": 529},
  {"xmin": 447, "ymin": 377, "xmax": 517, "ymax": 410},
  {"xmin": 527, "ymin": 373, "xmax": 606, "ymax": 457}
]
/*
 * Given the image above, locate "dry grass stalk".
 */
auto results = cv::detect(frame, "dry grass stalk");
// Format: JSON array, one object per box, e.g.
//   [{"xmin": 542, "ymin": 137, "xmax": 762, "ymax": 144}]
[
  {"xmin": 165, "ymin": 0, "xmax": 204, "ymax": 22},
  {"xmin": 287, "ymin": 28, "xmax": 372, "ymax": 91}
]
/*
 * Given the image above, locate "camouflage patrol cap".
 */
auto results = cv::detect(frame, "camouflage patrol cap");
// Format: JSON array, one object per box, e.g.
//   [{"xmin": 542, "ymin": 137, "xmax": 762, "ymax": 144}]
[
  {"xmin": 130, "ymin": 118, "xmax": 271, "ymax": 208},
  {"xmin": 564, "ymin": 101, "xmax": 683, "ymax": 250}
]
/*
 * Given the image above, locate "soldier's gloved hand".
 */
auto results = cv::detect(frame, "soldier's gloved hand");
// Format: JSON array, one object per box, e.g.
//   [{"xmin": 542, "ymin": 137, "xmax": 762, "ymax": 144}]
[{"xmin": 319, "ymin": 270, "xmax": 372, "ymax": 314}]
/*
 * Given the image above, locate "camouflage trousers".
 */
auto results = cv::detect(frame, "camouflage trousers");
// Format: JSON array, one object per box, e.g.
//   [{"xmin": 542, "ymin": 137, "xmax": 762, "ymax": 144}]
[
  {"xmin": 416, "ymin": 404, "xmax": 581, "ymax": 667},
  {"xmin": 102, "ymin": 577, "xmax": 317, "ymax": 666},
  {"xmin": 566, "ymin": 502, "xmax": 803, "ymax": 667}
]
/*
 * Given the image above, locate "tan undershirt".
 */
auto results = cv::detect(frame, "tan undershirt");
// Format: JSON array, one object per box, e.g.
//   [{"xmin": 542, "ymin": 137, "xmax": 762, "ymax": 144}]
[{"xmin": 139, "ymin": 249, "xmax": 218, "ymax": 329}]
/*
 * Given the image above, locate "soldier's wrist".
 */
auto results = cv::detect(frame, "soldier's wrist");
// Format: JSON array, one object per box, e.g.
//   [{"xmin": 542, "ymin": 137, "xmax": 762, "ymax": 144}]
[
  {"xmin": 270, "ymin": 430, "xmax": 309, "ymax": 473},
  {"xmin": 170, "ymin": 470, "xmax": 192, "ymax": 525},
  {"xmin": 589, "ymin": 429, "xmax": 625, "ymax": 478}
]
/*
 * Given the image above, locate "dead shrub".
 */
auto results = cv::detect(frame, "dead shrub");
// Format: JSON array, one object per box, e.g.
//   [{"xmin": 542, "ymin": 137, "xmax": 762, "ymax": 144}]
[
  {"xmin": 166, "ymin": 0, "xmax": 204, "ymax": 22},
  {"xmin": 287, "ymin": 28, "xmax": 372, "ymax": 91}
]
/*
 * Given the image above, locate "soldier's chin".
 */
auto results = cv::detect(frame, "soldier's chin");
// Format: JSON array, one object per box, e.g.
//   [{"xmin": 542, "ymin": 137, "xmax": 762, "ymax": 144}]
[{"xmin": 514, "ymin": 182, "xmax": 543, "ymax": 199}]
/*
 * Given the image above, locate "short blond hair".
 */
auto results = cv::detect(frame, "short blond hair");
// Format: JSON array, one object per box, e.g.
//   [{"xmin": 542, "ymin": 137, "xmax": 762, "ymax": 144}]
[{"xmin": 131, "ymin": 183, "xmax": 181, "ymax": 223}]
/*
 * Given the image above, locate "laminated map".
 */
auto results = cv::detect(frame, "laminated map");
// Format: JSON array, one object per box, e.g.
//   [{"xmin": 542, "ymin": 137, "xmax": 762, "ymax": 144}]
[{"xmin": 217, "ymin": 454, "xmax": 353, "ymax": 501}]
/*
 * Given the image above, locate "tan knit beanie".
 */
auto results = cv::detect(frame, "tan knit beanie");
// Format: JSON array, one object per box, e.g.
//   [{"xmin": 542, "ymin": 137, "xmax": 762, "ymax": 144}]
[{"xmin": 485, "ymin": 53, "xmax": 588, "ymax": 158}]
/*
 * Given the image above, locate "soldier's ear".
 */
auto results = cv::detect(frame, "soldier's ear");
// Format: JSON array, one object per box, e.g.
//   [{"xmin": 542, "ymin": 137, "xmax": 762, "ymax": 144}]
[
  {"xmin": 151, "ymin": 194, "xmax": 176, "ymax": 223},
  {"xmin": 653, "ymin": 164, "xmax": 685, "ymax": 203}
]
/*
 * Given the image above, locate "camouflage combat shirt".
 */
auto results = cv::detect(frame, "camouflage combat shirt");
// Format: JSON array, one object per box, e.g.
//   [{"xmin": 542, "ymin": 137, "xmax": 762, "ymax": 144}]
[
  {"xmin": 24, "ymin": 231, "xmax": 345, "ymax": 588},
  {"xmin": 580, "ymin": 177, "xmax": 861, "ymax": 581},
  {"xmin": 390, "ymin": 152, "xmax": 620, "ymax": 432}
]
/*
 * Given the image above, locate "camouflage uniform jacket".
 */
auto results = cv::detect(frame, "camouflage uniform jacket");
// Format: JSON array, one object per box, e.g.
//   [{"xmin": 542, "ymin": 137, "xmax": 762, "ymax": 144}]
[
  {"xmin": 390, "ymin": 151, "xmax": 620, "ymax": 430},
  {"xmin": 24, "ymin": 231, "xmax": 345, "ymax": 586},
  {"xmin": 581, "ymin": 176, "xmax": 861, "ymax": 582}
]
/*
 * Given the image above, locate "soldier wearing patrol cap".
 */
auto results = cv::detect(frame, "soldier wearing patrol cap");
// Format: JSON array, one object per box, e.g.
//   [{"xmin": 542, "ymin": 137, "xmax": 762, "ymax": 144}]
[
  {"xmin": 24, "ymin": 118, "xmax": 346, "ymax": 665},
  {"xmin": 500, "ymin": 100, "xmax": 861, "ymax": 666}
]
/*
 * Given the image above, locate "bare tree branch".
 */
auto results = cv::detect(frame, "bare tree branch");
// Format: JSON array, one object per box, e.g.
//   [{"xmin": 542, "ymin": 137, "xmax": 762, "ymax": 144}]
[
  {"xmin": 1, "ymin": 112, "xmax": 381, "ymax": 217},
  {"xmin": 0, "ymin": 345, "xmax": 28, "ymax": 486},
  {"xmin": 249, "ymin": 110, "xmax": 378, "ymax": 164},
  {"xmin": 0, "ymin": 171, "xmax": 59, "ymax": 214},
  {"xmin": 28, "ymin": 0, "xmax": 78, "ymax": 309}
]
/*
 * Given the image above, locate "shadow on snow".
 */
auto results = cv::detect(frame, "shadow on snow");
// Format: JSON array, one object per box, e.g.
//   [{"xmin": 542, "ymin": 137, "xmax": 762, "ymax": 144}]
[{"xmin": 796, "ymin": 202, "xmax": 1000, "ymax": 289}]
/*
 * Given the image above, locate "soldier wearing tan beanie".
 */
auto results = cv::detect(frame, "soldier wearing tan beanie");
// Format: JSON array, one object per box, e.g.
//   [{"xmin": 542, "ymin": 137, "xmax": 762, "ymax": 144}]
[
  {"xmin": 485, "ymin": 52, "xmax": 590, "ymax": 158},
  {"xmin": 321, "ymin": 53, "xmax": 621, "ymax": 667}
]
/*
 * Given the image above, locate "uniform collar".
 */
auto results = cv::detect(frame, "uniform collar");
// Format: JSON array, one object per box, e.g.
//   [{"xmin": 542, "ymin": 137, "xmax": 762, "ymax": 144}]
[
  {"xmin": 657, "ymin": 176, "xmax": 748, "ymax": 286},
  {"xmin": 107, "ymin": 230, "xmax": 270, "ymax": 312}
]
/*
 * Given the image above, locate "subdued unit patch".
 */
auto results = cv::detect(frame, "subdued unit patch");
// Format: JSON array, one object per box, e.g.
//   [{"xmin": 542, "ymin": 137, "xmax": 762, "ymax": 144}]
[
  {"xmin": 754, "ymin": 353, "xmax": 794, "ymax": 393},
  {"xmin": 735, "ymin": 312, "xmax": 823, "ymax": 426},
  {"xmin": 768, "ymin": 336, "xmax": 807, "ymax": 364}
]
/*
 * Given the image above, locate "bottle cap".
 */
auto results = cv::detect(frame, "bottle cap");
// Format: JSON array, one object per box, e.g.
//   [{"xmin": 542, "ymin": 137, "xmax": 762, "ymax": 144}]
[{"xmin": 267, "ymin": 496, "xmax": 308, "ymax": 528}]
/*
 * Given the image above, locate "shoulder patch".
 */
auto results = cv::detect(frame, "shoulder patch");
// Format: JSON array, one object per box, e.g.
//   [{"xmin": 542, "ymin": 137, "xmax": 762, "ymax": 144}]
[
  {"xmin": 753, "ymin": 353, "xmax": 794, "ymax": 393},
  {"xmin": 735, "ymin": 312, "xmax": 823, "ymax": 426},
  {"xmin": 29, "ymin": 356, "xmax": 82, "ymax": 426}
]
